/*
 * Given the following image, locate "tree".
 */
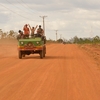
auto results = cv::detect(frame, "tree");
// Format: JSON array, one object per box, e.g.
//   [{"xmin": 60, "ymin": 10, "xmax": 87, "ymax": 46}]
[
  {"xmin": 1, "ymin": 33, "xmax": 7, "ymax": 38},
  {"xmin": 73, "ymin": 36, "xmax": 79, "ymax": 43},
  {"xmin": 57, "ymin": 38, "xmax": 63, "ymax": 43},
  {"xmin": 8, "ymin": 30, "xmax": 15, "ymax": 38},
  {"xmin": 0, "ymin": 29, "xmax": 3, "ymax": 39},
  {"xmin": 93, "ymin": 36, "xmax": 100, "ymax": 44}
]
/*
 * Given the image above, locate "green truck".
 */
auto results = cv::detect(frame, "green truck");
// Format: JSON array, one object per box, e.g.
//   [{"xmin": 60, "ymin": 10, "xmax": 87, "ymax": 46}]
[{"xmin": 18, "ymin": 37, "xmax": 46, "ymax": 59}]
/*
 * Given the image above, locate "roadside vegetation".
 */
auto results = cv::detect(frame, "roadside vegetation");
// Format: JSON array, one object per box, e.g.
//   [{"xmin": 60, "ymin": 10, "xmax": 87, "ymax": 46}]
[{"xmin": 0, "ymin": 29, "xmax": 100, "ymax": 44}]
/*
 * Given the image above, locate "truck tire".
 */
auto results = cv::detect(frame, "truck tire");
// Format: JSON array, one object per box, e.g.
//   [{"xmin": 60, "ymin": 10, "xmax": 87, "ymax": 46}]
[
  {"xmin": 43, "ymin": 45, "xmax": 46, "ymax": 57},
  {"xmin": 19, "ymin": 51, "xmax": 22, "ymax": 59},
  {"xmin": 40, "ymin": 50, "xmax": 43, "ymax": 59}
]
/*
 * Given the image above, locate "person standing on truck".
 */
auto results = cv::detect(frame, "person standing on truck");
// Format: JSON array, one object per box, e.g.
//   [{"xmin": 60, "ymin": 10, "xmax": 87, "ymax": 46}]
[
  {"xmin": 23, "ymin": 24, "xmax": 30, "ymax": 38},
  {"xmin": 37, "ymin": 25, "xmax": 44, "ymax": 37},
  {"xmin": 28, "ymin": 24, "xmax": 38, "ymax": 37}
]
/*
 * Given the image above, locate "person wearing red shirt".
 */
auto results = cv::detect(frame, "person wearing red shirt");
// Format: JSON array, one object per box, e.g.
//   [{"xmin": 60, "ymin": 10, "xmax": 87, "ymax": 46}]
[{"xmin": 23, "ymin": 24, "xmax": 30, "ymax": 38}]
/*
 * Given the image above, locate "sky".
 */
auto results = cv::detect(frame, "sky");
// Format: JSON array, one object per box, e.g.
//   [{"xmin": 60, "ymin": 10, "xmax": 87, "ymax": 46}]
[{"xmin": 0, "ymin": 0, "xmax": 100, "ymax": 40}]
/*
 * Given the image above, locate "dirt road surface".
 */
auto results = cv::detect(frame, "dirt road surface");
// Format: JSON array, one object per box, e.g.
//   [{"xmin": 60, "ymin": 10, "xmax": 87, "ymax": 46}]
[{"xmin": 0, "ymin": 40, "xmax": 100, "ymax": 100}]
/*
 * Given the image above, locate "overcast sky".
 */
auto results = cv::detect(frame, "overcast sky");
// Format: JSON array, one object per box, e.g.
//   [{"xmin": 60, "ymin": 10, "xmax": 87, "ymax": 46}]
[{"xmin": 0, "ymin": 0, "xmax": 100, "ymax": 40}]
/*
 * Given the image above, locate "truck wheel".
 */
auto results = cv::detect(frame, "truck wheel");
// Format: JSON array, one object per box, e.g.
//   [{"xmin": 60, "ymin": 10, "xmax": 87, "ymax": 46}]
[
  {"xmin": 19, "ymin": 51, "xmax": 22, "ymax": 59},
  {"xmin": 43, "ymin": 46, "xmax": 46, "ymax": 57},
  {"xmin": 40, "ymin": 50, "xmax": 43, "ymax": 59}
]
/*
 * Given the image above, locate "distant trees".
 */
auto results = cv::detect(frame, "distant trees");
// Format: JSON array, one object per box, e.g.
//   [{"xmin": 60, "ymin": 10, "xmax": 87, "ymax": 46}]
[
  {"xmin": 70, "ymin": 35, "xmax": 100, "ymax": 44},
  {"xmin": 57, "ymin": 38, "xmax": 63, "ymax": 43},
  {"xmin": 47, "ymin": 35, "xmax": 100, "ymax": 44},
  {"xmin": 0, "ymin": 29, "xmax": 17, "ymax": 39},
  {"xmin": 1, "ymin": 32, "xmax": 7, "ymax": 38},
  {"xmin": 73, "ymin": 36, "xmax": 79, "ymax": 43},
  {"xmin": 0, "ymin": 29, "xmax": 100, "ymax": 44},
  {"xmin": 0, "ymin": 29, "xmax": 3, "ymax": 39},
  {"xmin": 92, "ymin": 36, "xmax": 100, "ymax": 44}
]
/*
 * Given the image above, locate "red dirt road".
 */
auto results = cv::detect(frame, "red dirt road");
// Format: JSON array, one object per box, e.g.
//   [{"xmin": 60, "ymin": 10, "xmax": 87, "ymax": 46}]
[{"xmin": 0, "ymin": 40, "xmax": 100, "ymax": 100}]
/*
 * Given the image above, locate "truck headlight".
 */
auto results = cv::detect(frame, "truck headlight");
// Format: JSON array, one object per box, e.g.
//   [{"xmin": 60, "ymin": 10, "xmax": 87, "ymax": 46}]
[
  {"xmin": 20, "ymin": 42, "xmax": 24, "ymax": 45},
  {"xmin": 36, "ymin": 41, "xmax": 39, "ymax": 44}
]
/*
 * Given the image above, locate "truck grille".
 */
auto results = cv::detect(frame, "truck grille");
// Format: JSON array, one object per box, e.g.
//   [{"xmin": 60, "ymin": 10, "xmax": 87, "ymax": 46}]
[{"xmin": 24, "ymin": 42, "xmax": 34, "ymax": 49}]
